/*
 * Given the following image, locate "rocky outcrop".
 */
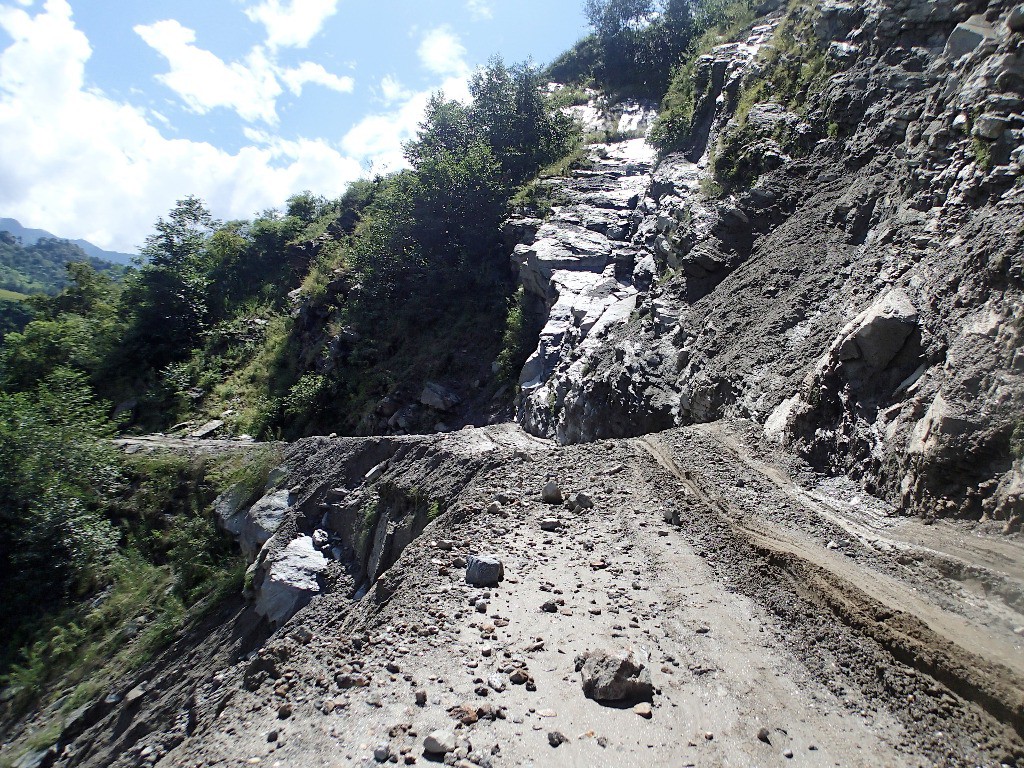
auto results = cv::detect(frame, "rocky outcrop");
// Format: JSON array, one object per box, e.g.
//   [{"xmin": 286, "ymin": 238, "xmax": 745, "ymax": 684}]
[
  {"xmin": 507, "ymin": 1, "xmax": 1024, "ymax": 524},
  {"xmin": 244, "ymin": 426, "xmax": 542, "ymax": 625},
  {"xmin": 513, "ymin": 138, "xmax": 659, "ymax": 441},
  {"xmin": 216, "ymin": 483, "xmax": 295, "ymax": 564}
]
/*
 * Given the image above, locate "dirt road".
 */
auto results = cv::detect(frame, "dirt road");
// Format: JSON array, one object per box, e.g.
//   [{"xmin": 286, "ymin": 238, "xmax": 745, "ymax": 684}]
[{"xmin": 129, "ymin": 420, "xmax": 1022, "ymax": 768}]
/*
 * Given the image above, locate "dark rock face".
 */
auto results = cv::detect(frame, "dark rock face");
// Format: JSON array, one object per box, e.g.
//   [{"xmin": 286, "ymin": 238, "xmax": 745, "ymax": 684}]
[{"xmin": 465, "ymin": 555, "xmax": 504, "ymax": 587}]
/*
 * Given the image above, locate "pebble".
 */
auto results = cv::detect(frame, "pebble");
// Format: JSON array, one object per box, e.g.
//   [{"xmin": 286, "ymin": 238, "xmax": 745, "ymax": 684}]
[
  {"xmin": 783, "ymin": 748, "xmax": 794, "ymax": 759},
  {"xmin": 373, "ymin": 744, "xmax": 391, "ymax": 762},
  {"xmin": 633, "ymin": 702, "xmax": 653, "ymax": 718},
  {"xmin": 757, "ymin": 727, "xmax": 770, "ymax": 743},
  {"xmin": 415, "ymin": 689, "xmax": 427, "ymax": 706},
  {"xmin": 424, "ymin": 730, "xmax": 456, "ymax": 755},
  {"xmin": 548, "ymin": 731, "xmax": 568, "ymax": 747}
]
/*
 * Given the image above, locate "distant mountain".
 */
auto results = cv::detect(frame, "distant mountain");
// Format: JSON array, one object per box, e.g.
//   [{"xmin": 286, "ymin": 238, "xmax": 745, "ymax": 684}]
[
  {"xmin": 0, "ymin": 230, "xmax": 125, "ymax": 296},
  {"xmin": 0, "ymin": 217, "xmax": 137, "ymax": 265}
]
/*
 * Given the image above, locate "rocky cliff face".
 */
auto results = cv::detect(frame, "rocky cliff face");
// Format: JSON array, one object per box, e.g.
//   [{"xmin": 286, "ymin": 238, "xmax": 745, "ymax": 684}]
[{"xmin": 510, "ymin": 0, "xmax": 1024, "ymax": 528}]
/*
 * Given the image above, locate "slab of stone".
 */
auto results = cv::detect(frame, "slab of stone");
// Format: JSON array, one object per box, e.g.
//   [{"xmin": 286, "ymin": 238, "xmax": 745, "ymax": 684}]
[
  {"xmin": 255, "ymin": 536, "xmax": 328, "ymax": 626},
  {"xmin": 944, "ymin": 14, "xmax": 996, "ymax": 59},
  {"xmin": 239, "ymin": 489, "xmax": 294, "ymax": 563}
]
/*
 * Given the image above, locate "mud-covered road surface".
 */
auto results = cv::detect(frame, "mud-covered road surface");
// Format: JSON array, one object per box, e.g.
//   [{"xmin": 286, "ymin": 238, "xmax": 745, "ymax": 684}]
[{"xmin": 12, "ymin": 421, "xmax": 1024, "ymax": 768}]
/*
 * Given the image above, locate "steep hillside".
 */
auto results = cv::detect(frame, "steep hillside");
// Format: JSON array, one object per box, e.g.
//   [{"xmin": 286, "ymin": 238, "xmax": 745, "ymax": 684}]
[
  {"xmin": 512, "ymin": 0, "xmax": 1024, "ymax": 531},
  {"xmin": 0, "ymin": 233, "xmax": 123, "ymax": 296}
]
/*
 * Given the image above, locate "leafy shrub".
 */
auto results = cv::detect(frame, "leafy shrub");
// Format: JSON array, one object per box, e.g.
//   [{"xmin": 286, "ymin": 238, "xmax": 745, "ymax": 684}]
[
  {"xmin": 496, "ymin": 287, "xmax": 542, "ymax": 385},
  {"xmin": 284, "ymin": 373, "xmax": 330, "ymax": 417},
  {"xmin": 0, "ymin": 369, "xmax": 120, "ymax": 625},
  {"xmin": 649, "ymin": 0, "xmax": 756, "ymax": 154},
  {"xmin": 0, "ymin": 444, "xmax": 267, "ymax": 712}
]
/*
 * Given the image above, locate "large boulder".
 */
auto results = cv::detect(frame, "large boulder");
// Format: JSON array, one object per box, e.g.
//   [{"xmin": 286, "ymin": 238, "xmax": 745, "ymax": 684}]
[
  {"xmin": 254, "ymin": 536, "xmax": 328, "ymax": 626},
  {"xmin": 577, "ymin": 648, "xmax": 653, "ymax": 702},
  {"xmin": 944, "ymin": 14, "xmax": 996, "ymax": 59},
  {"xmin": 813, "ymin": 1, "xmax": 861, "ymax": 41},
  {"xmin": 465, "ymin": 554, "xmax": 504, "ymax": 586},
  {"xmin": 239, "ymin": 489, "xmax": 294, "ymax": 563},
  {"xmin": 1010, "ymin": 5, "xmax": 1024, "ymax": 32},
  {"xmin": 214, "ymin": 483, "xmax": 250, "ymax": 534},
  {"xmin": 842, "ymin": 289, "xmax": 918, "ymax": 370}
]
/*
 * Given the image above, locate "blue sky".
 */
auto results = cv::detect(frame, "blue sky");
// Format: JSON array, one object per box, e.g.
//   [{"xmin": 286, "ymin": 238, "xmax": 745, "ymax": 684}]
[{"xmin": 0, "ymin": 0, "xmax": 589, "ymax": 252}]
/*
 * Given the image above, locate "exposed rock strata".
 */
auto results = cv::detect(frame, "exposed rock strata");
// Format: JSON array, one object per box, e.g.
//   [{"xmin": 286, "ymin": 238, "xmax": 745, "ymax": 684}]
[{"xmin": 509, "ymin": 2, "xmax": 1024, "ymax": 524}]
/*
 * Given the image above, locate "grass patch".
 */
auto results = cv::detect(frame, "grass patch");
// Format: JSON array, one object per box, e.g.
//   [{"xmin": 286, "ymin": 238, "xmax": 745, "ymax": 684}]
[
  {"xmin": 428, "ymin": 500, "xmax": 442, "ymax": 521},
  {"xmin": 972, "ymin": 137, "xmax": 993, "ymax": 170},
  {"xmin": 496, "ymin": 286, "xmax": 542, "ymax": 386},
  {"xmin": 0, "ymin": 288, "xmax": 28, "ymax": 302},
  {"xmin": 707, "ymin": 0, "xmax": 833, "ymax": 190}
]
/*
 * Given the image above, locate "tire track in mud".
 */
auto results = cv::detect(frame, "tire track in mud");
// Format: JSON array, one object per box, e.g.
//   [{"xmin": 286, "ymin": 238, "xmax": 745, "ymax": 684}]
[{"xmin": 636, "ymin": 433, "xmax": 1024, "ymax": 761}]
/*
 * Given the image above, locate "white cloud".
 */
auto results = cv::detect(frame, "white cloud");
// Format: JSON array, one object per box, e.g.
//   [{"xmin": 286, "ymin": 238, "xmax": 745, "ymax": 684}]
[
  {"xmin": 0, "ymin": 0, "xmax": 363, "ymax": 252},
  {"xmin": 341, "ymin": 89, "xmax": 431, "ymax": 173},
  {"xmin": 466, "ymin": 0, "xmax": 493, "ymax": 20},
  {"xmin": 244, "ymin": 0, "xmax": 340, "ymax": 50},
  {"xmin": 280, "ymin": 61, "xmax": 354, "ymax": 96},
  {"xmin": 134, "ymin": 20, "xmax": 282, "ymax": 124},
  {"xmin": 378, "ymin": 74, "xmax": 410, "ymax": 105},
  {"xmin": 340, "ymin": 27, "xmax": 473, "ymax": 174},
  {"xmin": 135, "ymin": 19, "xmax": 354, "ymax": 124},
  {"xmin": 418, "ymin": 26, "xmax": 469, "ymax": 77}
]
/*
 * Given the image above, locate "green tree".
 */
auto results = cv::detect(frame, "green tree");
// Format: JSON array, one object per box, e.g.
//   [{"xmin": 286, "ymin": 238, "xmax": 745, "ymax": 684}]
[
  {"xmin": 0, "ymin": 263, "xmax": 122, "ymax": 392},
  {"xmin": 121, "ymin": 196, "xmax": 220, "ymax": 370}
]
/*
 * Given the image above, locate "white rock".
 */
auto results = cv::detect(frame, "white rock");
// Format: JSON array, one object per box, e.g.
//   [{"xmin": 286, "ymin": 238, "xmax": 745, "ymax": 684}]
[
  {"xmin": 239, "ymin": 489, "xmax": 293, "ymax": 563},
  {"xmin": 255, "ymin": 536, "xmax": 328, "ymax": 626},
  {"xmin": 423, "ymin": 729, "xmax": 456, "ymax": 755},
  {"xmin": 420, "ymin": 381, "xmax": 461, "ymax": 411},
  {"xmin": 213, "ymin": 484, "xmax": 249, "ymax": 535}
]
